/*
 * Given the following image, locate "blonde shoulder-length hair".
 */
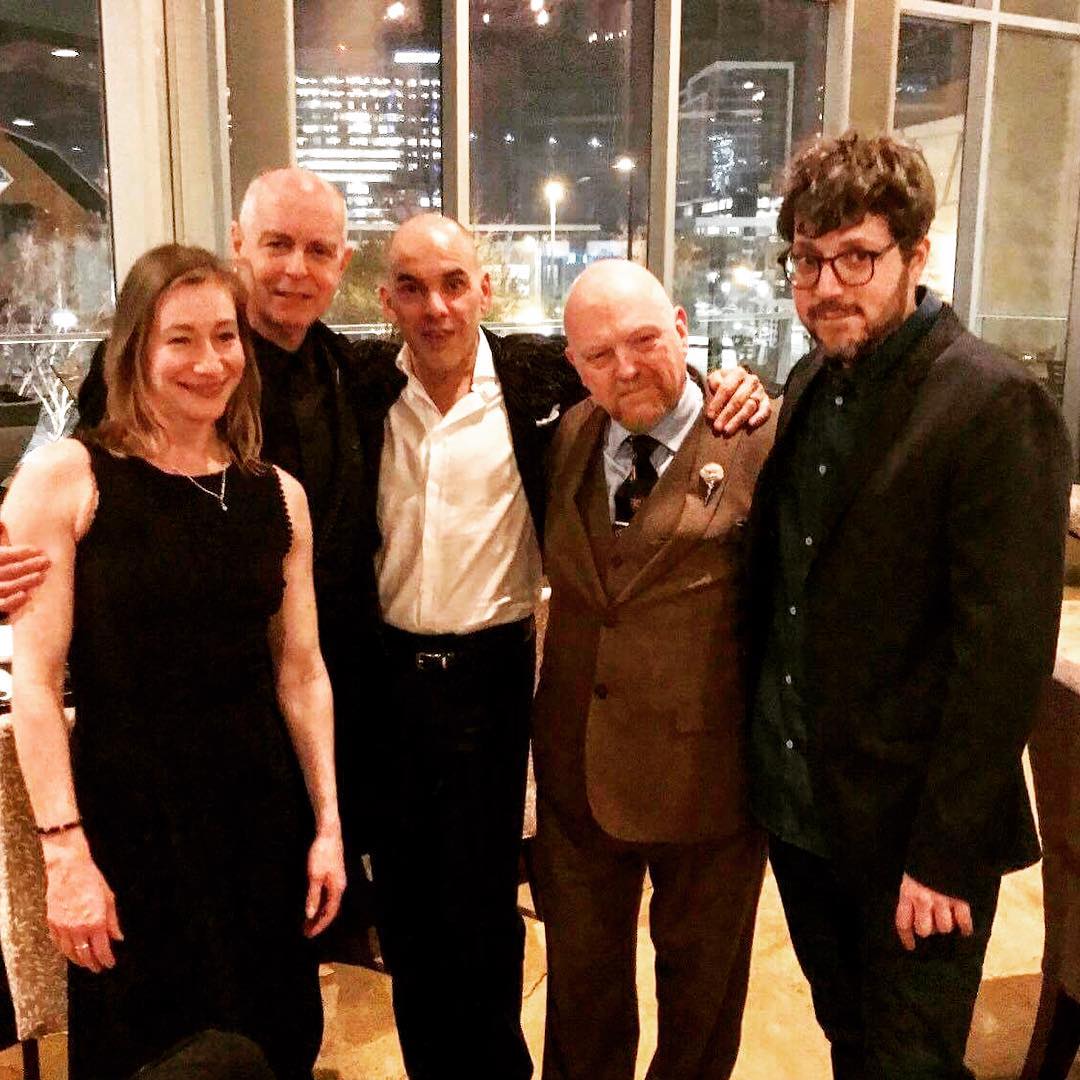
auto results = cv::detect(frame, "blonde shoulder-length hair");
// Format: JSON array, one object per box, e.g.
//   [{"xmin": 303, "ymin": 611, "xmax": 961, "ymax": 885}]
[{"xmin": 88, "ymin": 244, "xmax": 263, "ymax": 471}]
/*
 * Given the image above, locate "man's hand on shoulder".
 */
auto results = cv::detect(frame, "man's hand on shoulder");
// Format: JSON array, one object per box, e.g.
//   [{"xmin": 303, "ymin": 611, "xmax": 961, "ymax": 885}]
[
  {"xmin": 0, "ymin": 523, "xmax": 50, "ymax": 615},
  {"xmin": 894, "ymin": 872, "xmax": 974, "ymax": 951},
  {"xmin": 705, "ymin": 366, "xmax": 772, "ymax": 435}
]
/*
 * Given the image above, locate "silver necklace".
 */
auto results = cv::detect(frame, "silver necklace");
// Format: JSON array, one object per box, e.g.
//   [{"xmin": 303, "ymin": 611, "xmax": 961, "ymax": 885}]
[{"xmin": 184, "ymin": 466, "xmax": 228, "ymax": 512}]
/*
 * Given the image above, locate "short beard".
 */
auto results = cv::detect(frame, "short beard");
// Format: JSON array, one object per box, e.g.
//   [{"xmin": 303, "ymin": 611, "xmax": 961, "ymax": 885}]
[{"xmin": 812, "ymin": 265, "xmax": 915, "ymax": 366}]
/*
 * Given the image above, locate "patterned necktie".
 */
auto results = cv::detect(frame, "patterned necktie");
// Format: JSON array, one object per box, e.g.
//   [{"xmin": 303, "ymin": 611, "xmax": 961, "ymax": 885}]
[{"xmin": 613, "ymin": 434, "xmax": 661, "ymax": 530}]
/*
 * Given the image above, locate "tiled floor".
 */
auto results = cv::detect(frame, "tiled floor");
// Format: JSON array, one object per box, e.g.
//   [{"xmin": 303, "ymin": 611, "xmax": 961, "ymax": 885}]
[
  {"xmin": 4, "ymin": 854, "xmax": 1075, "ymax": 1079},
  {"xmin": 310, "ymin": 861, "xmax": 1076, "ymax": 1080},
  {"xmin": 6, "ymin": 605, "xmax": 1080, "ymax": 1079}
]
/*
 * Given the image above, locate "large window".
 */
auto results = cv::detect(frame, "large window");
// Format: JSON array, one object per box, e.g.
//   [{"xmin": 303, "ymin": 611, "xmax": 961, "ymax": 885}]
[
  {"xmin": 469, "ymin": 0, "xmax": 653, "ymax": 326},
  {"xmin": 293, "ymin": 0, "xmax": 443, "ymax": 325},
  {"xmin": 0, "ymin": 3, "xmax": 112, "ymax": 461},
  {"xmin": 977, "ymin": 30, "xmax": 1080, "ymax": 410},
  {"xmin": 894, "ymin": 16, "xmax": 972, "ymax": 304},
  {"xmin": 673, "ymin": 0, "xmax": 827, "ymax": 387}
]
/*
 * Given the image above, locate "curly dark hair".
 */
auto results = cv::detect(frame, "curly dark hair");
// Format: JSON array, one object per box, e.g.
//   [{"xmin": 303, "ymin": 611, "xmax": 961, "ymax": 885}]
[{"xmin": 777, "ymin": 131, "xmax": 936, "ymax": 255}]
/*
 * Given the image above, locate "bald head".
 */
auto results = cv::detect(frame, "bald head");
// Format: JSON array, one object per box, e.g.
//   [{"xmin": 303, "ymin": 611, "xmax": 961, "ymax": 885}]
[
  {"xmin": 229, "ymin": 167, "xmax": 353, "ymax": 351},
  {"xmin": 239, "ymin": 168, "xmax": 347, "ymax": 242},
  {"xmin": 563, "ymin": 259, "xmax": 689, "ymax": 433},
  {"xmin": 386, "ymin": 213, "xmax": 481, "ymax": 276},
  {"xmin": 379, "ymin": 213, "xmax": 492, "ymax": 384},
  {"xmin": 564, "ymin": 259, "xmax": 675, "ymax": 340}
]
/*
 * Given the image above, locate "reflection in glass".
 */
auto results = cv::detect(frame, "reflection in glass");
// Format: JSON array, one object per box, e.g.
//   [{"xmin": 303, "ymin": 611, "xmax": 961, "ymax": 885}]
[
  {"xmin": 469, "ymin": 0, "xmax": 653, "ymax": 325},
  {"xmin": 673, "ymin": 0, "xmax": 827, "ymax": 390},
  {"xmin": 894, "ymin": 16, "xmax": 972, "ymax": 304},
  {"xmin": 0, "ymin": 4, "xmax": 113, "ymax": 449},
  {"xmin": 979, "ymin": 31, "xmax": 1080, "ymax": 409},
  {"xmin": 293, "ymin": 0, "xmax": 442, "ymax": 325}
]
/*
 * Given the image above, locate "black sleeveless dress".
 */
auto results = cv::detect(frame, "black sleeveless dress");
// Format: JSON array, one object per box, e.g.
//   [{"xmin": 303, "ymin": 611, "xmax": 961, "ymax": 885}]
[{"xmin": 66, "ymin": 446, "xmax": 322, "ymax": 1080}]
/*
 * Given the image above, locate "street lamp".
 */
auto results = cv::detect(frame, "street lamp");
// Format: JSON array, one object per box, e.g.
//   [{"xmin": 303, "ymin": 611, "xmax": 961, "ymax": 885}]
[
  {"xmin": 543, "ymin": 179, "xmax": 565, "ymax": 243},
  {"xmin": 614, "ymin": 156, "xmax": 635, "ymax": 260}
]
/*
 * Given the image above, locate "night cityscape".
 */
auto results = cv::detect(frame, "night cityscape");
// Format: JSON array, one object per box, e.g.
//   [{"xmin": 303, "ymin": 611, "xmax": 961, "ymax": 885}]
[{"xmin": 1, "ymin": 0, "xmax": 960, "ymax": 382}]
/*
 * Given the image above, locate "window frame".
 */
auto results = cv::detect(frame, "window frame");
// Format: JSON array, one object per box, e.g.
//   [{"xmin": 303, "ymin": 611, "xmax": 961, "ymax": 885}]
[{"xmin": 900, "ymin": 0, "xmax": 1080, "ymax": 452}]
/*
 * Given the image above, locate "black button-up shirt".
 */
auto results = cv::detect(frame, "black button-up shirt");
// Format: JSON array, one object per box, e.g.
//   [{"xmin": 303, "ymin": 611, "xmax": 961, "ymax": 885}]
[
  {"xmin": 255, "ymin": 331, "xmax": 337, "ymax": 529},
  {"xmin": 750, "ymin": 288, "xmax": 943, "ymax": 855}
]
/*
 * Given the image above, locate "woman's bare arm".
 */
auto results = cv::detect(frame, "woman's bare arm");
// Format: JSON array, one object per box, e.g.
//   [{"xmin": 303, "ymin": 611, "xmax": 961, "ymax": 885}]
[
  {"xmin": 267, "ymin": 466, "xmax": 345, "ymax": 936},
  {"xmin": 2, "ymin": 439, "xmax": 121, "ymax": 972}
]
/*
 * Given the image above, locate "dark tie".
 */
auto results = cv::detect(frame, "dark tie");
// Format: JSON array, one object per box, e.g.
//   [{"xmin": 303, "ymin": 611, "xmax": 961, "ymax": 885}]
[{"xmin": 613, "ymin": 434, "xmax": 661, "ymax": 530}]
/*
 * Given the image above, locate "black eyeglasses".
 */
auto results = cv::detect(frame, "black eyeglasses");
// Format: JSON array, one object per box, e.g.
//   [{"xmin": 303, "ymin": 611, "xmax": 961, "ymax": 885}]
[{"xmin": 778, "ymin": 241, "xmax": 899, "ymax": 289}]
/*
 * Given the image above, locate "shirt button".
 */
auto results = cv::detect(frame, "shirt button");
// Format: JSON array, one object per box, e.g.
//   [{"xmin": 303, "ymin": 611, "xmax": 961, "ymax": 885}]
[
  {"xmin": 784, "ymin": 673, "xmax": 793, "ymax": 686},
  {"xmin": 835, "ymin": 395, "xmax": 844, "ymax": 407},
  {"xmin": 594, "ymin": 684, "xmax": 609, "ymax": 700},
  {"xmin": 788, "ymin": 605, "xmax": 797, "ymax": 616},
  {"xmin": 785, "ymin": 739, "xmax": 794, "ymax": 750},
  {"xmin": 819, "ymin": 463, "xmax": 828, "ymax": 476},
  {"xmin": 602, "ymin": 613, "xmax": 617, "ymax": 629},
  {"xmin": 610, "ymin": 555, "xmax": 623, "ymax": 569},
  {"xmin": 804, "ymin": 536, "xmax": 813, "ymax": 547}
]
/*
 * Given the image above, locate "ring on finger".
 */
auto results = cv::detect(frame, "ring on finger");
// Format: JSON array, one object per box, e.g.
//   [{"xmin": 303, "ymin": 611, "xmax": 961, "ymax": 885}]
[{"xmin": 75, "ymin": 943, "xmax": 91, "ymax": 952}]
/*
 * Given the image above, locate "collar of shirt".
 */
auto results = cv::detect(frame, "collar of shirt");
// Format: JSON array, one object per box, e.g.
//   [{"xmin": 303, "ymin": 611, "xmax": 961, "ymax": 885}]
[
  {"xmin": 827, "ymin": 286, "xmax": 943, "ymax": 392},
  {"xmin": 378, "ymin": 327, "xmax": 541, "ymax": 633},
  {"xmin": 394, "ymin": 329, "xmax": 498, "ymax": 413},
  {"xmin": 253, "ymin": 327, "xmax": 314, "ymax": 383},
  {"xmin": 603, "ymin": 375, "xmax": 704, "ymax": 512}
]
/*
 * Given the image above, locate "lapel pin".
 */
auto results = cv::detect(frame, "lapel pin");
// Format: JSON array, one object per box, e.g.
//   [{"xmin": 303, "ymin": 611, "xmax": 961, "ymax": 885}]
[{"xmin": 700, "ymin": 462, "xmax": 725, "ymax": 504}]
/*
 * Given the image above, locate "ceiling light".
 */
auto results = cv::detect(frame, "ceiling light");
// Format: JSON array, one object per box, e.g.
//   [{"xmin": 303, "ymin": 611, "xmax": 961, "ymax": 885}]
[
  {"xmin": 51, "ymin": 48, "xmax": 80, "ymax": 59},
  {"xmin": 12, "ymin": 118, "xmax": 34, "ymax": 128}
]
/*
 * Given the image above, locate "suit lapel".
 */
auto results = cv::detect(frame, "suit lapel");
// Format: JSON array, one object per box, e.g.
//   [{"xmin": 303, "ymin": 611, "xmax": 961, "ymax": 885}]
[
  {"xmin": 610, "ymin": 413, "xmax": 744, "ymax": 604},
  {"xmin": 552, "ymin": 402, "xmax": 610, "ymax": 608},
  {"xmin": 775, "ymin": 352, "xmax": 826, "ymax": 447},
  {"xmin": 315, "ymin": 360, "xmax": 359, "ymax": 550}
]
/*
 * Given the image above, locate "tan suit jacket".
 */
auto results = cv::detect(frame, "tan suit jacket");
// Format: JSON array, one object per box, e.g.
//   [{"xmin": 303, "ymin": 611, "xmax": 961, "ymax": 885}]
[{"xmin": 532, "ymin": 396, "xmax": 777, "ymax": 844}]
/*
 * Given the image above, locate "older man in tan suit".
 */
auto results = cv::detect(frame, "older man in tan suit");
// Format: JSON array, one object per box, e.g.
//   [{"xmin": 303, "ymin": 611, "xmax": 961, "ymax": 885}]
[{"xmin": 530, "ymin": 260, "xmax": 774, "ymax": 1080}]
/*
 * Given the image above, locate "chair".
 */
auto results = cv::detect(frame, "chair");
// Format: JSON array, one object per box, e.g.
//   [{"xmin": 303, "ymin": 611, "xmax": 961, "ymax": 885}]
[
  {"xmin": 1043, "ymin": 349, "xmax": 1066, "ymax": 409},
  {"xmin": 1022, "ymin": 658, "xmax": 1080, "ymax": 1079},
  {"xmin": 0, "ymin": 717, "xmax": 67, "ymax": 1078}
]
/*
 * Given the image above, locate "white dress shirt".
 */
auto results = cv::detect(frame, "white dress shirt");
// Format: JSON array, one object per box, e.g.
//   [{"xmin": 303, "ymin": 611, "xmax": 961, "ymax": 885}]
[
  {"xmin": 603, "ymin": 375, "xmax": 704, "ymax": 521},
  {"xmin": 376, "ymin": 331, "xmax": 543, "ymax": 634}
]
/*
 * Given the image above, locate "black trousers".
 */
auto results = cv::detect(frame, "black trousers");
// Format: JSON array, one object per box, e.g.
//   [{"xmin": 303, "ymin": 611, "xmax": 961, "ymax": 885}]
[
  {"xmin": 768, "ymin": 835, "xmax": 1000, "ymax": 1080},
  {"xmin": 532, "ymin": 802, "xmax": 765, "ymax": 1080},
  {"xmin": 371, "ymin": 619, "xmax": 535, "ymax": 1080}
]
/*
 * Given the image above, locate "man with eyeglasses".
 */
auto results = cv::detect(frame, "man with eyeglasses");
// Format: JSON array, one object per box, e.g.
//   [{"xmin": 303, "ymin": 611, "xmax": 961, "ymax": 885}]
[{"xmin": 747, "ymin": 131, "xmax": 1072, "ymax": 1078}]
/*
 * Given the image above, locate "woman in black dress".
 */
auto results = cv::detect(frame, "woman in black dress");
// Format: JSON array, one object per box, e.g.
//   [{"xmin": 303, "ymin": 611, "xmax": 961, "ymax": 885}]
[{"xmin": 3, "ymin": 245, "xmax": 346, "ymax": 1079}]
